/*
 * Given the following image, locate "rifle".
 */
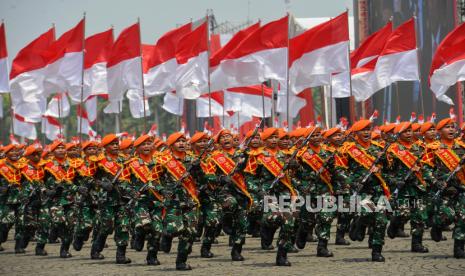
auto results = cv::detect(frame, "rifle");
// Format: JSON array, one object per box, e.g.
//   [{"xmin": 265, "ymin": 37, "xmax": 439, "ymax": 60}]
[
  {"xmin": 433, "ymin": 156, "xmax": 465, "ymax": 200},
  {"xmin": 391, "ymin": 153, "xmax": 424, "ymax": 199},
  {"xmin": 240, "ymin": 118, "xmax": 264, "ymax": 151},
  {"xmin": 315, "ymin": 134, "xmax": 350, "ymax": 177}
]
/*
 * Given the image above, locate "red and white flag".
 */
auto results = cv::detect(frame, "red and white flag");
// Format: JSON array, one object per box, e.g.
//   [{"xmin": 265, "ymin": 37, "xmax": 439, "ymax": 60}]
[
  {"xmin": 276, "ymin": 81, "xmax": 307, "ymax": 118},
  {"xmin": 0, "ymin": 22, "xmax": 9, "ymax": 93},
  {"xmin": 41, "ymin": 115, "xmax": 61, "ymax": 141},
  {"xmin": 43, "ymin": 19, "xmax": 85, "ymax": 103},
  {"xmin": 84, "ymin": 95, "xmax": 98, "ymax": 122},
  {"xmin": 13, "ymin": 113, "xmax": 37, "ymax": 140},
  {"xmin": 210, "ymin": 16, "xmax": 288, "ymax": 91},
  {"xmin": 84, "ymin": 29, "xmax": 113, "ymax": 98},
  {"xmin": 196, "ymin": 91, "xmax": 226, "ymax": 118},
  {"xmin": 107, "ymin": 23, "xmax": 142, "ymax": 103},
  {"xmin": 127, "ymin": 88, "xmax": 151, "ymax": 118},
  {"xmin": 289, "ymin": 12, "xmax": 350, "ymax": 94},
  {"xmin": 77, "ymin": 105, "xmax": 96, "ymax": 137},
  {"xmin": 44, "ymin": 93, "xmax": 70, "ymax": 118},
  {"xmin": 175, "ymin": 20, "xmax": 208, "ymax": 99},
  {"xmin": 224, "ymin": 85, "xmax": 273, "ymax": 118},
  {"xmin": 162, "ymin": 91, "xmax": 184, "ymax": 116},
  {"xmin": 143, "ymin": 23, "xmax": 191, "ymax": 96},
  {"xmin": 9, "ymin": 28, "xmax": 54, "ymax": 104},
  {"xmin": 429, "ymin": 22, "xmax": 465, "ymax": 105}
]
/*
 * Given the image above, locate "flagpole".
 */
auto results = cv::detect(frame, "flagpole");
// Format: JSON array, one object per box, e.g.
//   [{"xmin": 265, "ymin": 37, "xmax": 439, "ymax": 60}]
[
  {"xmin": 261, "ymin": 83, "xmax": 266, "ymax": 129},
  {"xmin": 286, "ymin": 13, "xmax": 291, "ymax": 130},
  {"xmin": 413, "ymin": 14, "xmax": 425, "ymax": 116},
  {"xmin": 137, "ymin": 18, "xmax": 147, "ymax": 133},
  {"xmin": 79, "ymin": 12, "xmax": 86, "ymax": 143},
  {"xmin": 206, "ymin": 12, "xmax": 213, "ymax": 126},
  {"xmin": 2, "ymin": 20, "xmax": 14, "ymax": 137},
  {"xmin": 329, "ymin": 74, "xmax": 333, "ymax": 127}
]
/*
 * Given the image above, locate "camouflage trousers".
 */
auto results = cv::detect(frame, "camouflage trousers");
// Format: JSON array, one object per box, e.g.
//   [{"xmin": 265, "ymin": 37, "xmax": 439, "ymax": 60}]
[
  {"xmin": 356, "ymin": 194, "xmax": 388, "ymax": 246},
  {"xmin": 336, "ymin": 194, "xmax": 353, "ymax": 233},
  {"xmin": 0, "ymin": 203, "xmax": 19, "ymax": 243},
  {"xmin": 73, "ymin": 205, "xmax": 96, "ymax": 241},
  {"xmin": 16, "ymin": 202, "xmax": 50, "ymax": 245},
  {"xmin": 222, "ymin": 193, "xmax": 248, "ymax": 245},
  {"xmin": 200, "ymin": 198, "xmax": 222, "ymax": 246},
  {"xmin": 49, "ymin": 203, "xmax": 76, "ymax": 244},
  {"xmin": 134, "ymin": 201, "xmax": 163, "ymax": 251},
  {"xmin": 94, "ymin": 204, "xmax": 130, "ymax": 246},
  {"xmin": 391, "ymin": 194, "xmax": 428, "ymax": 238},
  {"xmin": 261, "ymin": 191, "xmax": 296, "ymax": 252},
  {"xmin": 163, "ymin": 203, "xmax": 199, "ymax": 255},
  {"xmin": 433, "ymin": 193, "xmax": 465, "ymax": 241},
  {"xmin": 315, "ymin": 194, "xmax": 336, "ymax": 241}
]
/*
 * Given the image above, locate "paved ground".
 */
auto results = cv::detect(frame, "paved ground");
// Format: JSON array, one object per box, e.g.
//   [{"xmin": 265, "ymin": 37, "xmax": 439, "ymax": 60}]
[{"xmin": 1, "ymin": 225, "xmax": 464, "ymax": 276}]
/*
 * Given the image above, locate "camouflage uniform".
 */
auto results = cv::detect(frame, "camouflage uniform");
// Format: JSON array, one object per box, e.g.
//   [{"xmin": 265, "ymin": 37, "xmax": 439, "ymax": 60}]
[{"xmin": 243, "ymin": 148, "xmax": 264, "ymax": 238}]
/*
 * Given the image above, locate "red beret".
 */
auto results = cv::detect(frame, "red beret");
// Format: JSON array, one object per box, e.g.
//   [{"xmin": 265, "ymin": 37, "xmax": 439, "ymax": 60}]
[
  {"xmin": 49, "ymin": 140, "xmax": 65, "ymax": 152},
  {"xmin": 411, "ymin": 123, "xmax": 421, "ymax": 132},
  {"xmin": 420, "ymin": 122, "xmax": 434, "ymax": 134},
  {"xmin": 215, "ymin": 129, "xmax": 232, "ymax": 143},
  {"xmin": 190, "ymin": 132, "xmax": 208, "ymax": 144},
  {"xmin": 394, "ymin": 122, "xmax": 411, "ymax": 134},
  {"xmin": 134, "ymin": 135, "xmax": 153, "ymax": 147},
  {"xmin": 167, "ymin": 132, "xmax": 184, "ymax": 146},
  {"xmin": 323, "ymin": 127, "xmax": 340, "ymax": 138},
  {"xmin": 120, "ymin": 138, "xmax": 134, "ymax": 150},
  {"xmin": 260, "ymin": 127, "xmax": 278, "ymax": 140},
  {"xmin": 350, "ymin": 120, "xmax": 372, "ymax": 132},
  {"xmin": 436, "ymin": 118, "xmax": 454, "ymax": 130},
  {"xmin": 383, "ymin": 123, "xmax": 396, "ymax": 133},
  {"xmin": 101, "ymin": 134, "xmax": 118, "ymax": 147}
]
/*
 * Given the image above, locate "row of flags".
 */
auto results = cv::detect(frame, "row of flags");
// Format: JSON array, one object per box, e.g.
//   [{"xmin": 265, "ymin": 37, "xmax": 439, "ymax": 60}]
[{"xmin": 1, "ymin": 11, "xmax": 465, "ymax": 140}]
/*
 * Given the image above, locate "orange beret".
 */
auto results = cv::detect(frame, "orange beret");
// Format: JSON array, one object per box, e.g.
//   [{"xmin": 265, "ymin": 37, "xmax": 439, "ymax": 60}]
[
  {"xmin": 278, "ymin": 128, "xmax": 289, "ymax": 139},
  {"xmin": 155, "ymin": 140, "xmax": 166, "ymax": 149},
  {"xmin": 420, "ymin": 122, "xmax": 434, "ymax": 134},
  {"xmin": 191, "ymin": 132, "xmax": 208, "ymax": 144},
  {"xmin": 215, "ymin": 129, "xmax": 232, "ymax": 143},
  {"xmin": 383, "ymin": 123, "xmax": 396, "ymax": 133},
  {"xmin": 411, "ymin": 123, "xmax": 421, "ymax": 132},
  {"xmin": 303, "ymin": 126, "xmax": 322, "ymax": 137},
  {"xmin": 101, "ymin": 134, "xmax": 118, "ymax": 147},
  {"xmin": 82, "ymin": 141, "xmax": 99, "ymax": 150},
  {"xmin": 24, "ymin": 143, "xmax": 43, "ymax": 156},
  {"xmin": 323, "ymin": 127, "xmax": 340, "ymax": 138},
  {"xmin": 167, "ymin": 132, "xmax": 184, "ymax": 146},
  {"xmin": 49, "ymin": 140, "xmax": 65, "ymax": 152},
  {"xmin": 394, "ymin": 122, "xmax": 411, "ymax": 134},
  {"xmin": 350, "ymin": 119, "xmax": 372, "ymax": 132},
  {"xmin": 2, "ymin": 144, "xmax": 19, "ymax": 154},
  {"xmin": 261, "ymin": 127, "xmax": 278, "ymax": 140},
  {"xmin": 66, "ymin": 143, "xmax": 79, "ymax": 150},
  {"xmin": 436, "ymin": 118, "xmax": 454, "ymax": 130},
  {"xmin": 134, "ymin": 135, "xmax": 153, "ymax": 147},
  {"xmin": 120, "ymin": 138, "xmax": 134, "ymax": 150},
  {"xmin": 371, "ymin": 131, "xmax": 381, "ymax": 140}
]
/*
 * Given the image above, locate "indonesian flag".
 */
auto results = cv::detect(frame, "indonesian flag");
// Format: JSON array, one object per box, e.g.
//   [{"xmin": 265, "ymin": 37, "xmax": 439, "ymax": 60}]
[
  {"xmin": 84, "ymin": 29, "xmax": 113, "ymax": 98},
  {"xmin": 196, "ymin": 91, "xmax": 225, "ymax": 118},
  {"xmin": 107, "ymin": 23, "xmax": 142, "ymax": 103},
  {"xmin": 143, "ymin": 23, "xmax": 192, "ymax": 96},
  {"xmin": 429, "ymin": 22, "xmax": 465, "ymax": 105},
  {"xmin": 224, "ymin": 85, "xmax": 273, "ymax": 118},
  {"xmin": 9, "ymin": 28, "xmax": 54, "ymax": 104},
  {"xmin": 41, "ymin": 115, "xmax": 61, "ymax": 141},
  {"xmin": 13, "ymin": 113, "xmax": 37, "ymax": 140},
  {"xmin": 84, "ymin": 95, "xmax": 98, "ymax": 122},
  {"xmin": 352, "ymin": 19, "xmax": 419, "ymax": 101},
  {"xmin": 210, "ymin": 16, "xmax": 288, "ymax": 91},
  {"xmin": 162, "ymin": 91, "xmax": 184, "ymax": 116},
  {"xmin": 175, "ymin": 21, "xmax": 208, "ymax": 99},
  {"xmin": 77, "ymin": 105, "xmax": 96, "ymax": 137},
  {"xmin": 276, "ymin": 80, "xmax": 307, "ymax": 118},
  {"xmin": 43, "ymin": 19, "xmax": 85, "ymax": 103},
  {"xmin": 126, "ymin": 88, "xmax": 151, "ymax": 118},
  {"xmin": 289, "ymin": 12, "xmax": 350, "ymax": 94},
  {"xmin": 0, "ymin": 22, "xmax": 8, "ymax": 93},
  {"xmin": 44, "ymin": 93, "xmax": 70, "ymax": 118}
]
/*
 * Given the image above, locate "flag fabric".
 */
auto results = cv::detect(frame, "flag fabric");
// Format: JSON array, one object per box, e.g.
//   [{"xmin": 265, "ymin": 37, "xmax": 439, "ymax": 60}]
[
  {"xmin": 127, "ymin": 88, "xmax": 151, "ymax": 118},
  {"xmin": 77, "ymin": 105, "xmax": 96, "ymax": 137},
  {"xmin": 0, "ymin": 22, "xmax": 9, "ymax": 93},
  {"xmin": 84, "ymin": 28, "xmax": 113, "ymax": 98},
  {"xmin": 107, "ymin": 23, "xmax": 142, "ymax": 103},
  {"xmin": 289, "ymin": 12, "xmax": 350, "ymax": 94},
  {"xmin": 429, "ymin": 22, "xmax": 465, "ymax": 105},
  {"xmin": 84, "ymin": 95, "xmax": 98, "ymax": 122},
  {"xmin": 352, "ymin": 19, "xmax": 419, "ymax": 102},
  {"xmin": 143, "ymin": 23, "xmax": 192, "ymax": 96},
  {"xmin": 210, "ymin": 16, "xmax": 288, "ymax": 91},
  {"xmin": 44, "ymin": 93, "xmax": 70, "ymax": 118},
  {"xmin": 13, "ymin": 113, "xmax": 37, "ymax": 140},
  {"xmin": 224, "ymin": 85, "xmax": 273, "ymax": 118},
  {"xmin": 103, "ymin": 99, "xmax": 122, "ymax": 114},
  {"xmin": 276, "ymin": 81, "xmax": 307, "ymax": 118},
  {"xmin": 0, "ymin": 96, "xmax": 3, "ymax": 118},
  {"xmin": 196, "ymin": 91, "xmax": 225, "ymax": 118},
  {"xmin": 162, "ymin": 91, "xmax": 184, "ymax": 115},
  {"xmin": 175, "ymin": 21, "xmax": 208, "ymax": 99},
  {"xmin": 41, "ymin": 115, "xmax": 61, "ymax": 141}
]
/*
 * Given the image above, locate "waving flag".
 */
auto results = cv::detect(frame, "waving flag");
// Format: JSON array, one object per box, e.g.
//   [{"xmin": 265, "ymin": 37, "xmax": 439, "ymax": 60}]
[
  {"xmin": 224, "ymin": 85, "xmax": 273, "ymax": 118},
  {"xmin": 41, "ymin": 115, "xmax": 61, "ymax": 141},
  {"xmin": 0, "ymin": 22, "xmax": 8, "ymax": 92},
  {"xmin": 13, "ymin": 113, "xmax": 37, "ymax": 140}
]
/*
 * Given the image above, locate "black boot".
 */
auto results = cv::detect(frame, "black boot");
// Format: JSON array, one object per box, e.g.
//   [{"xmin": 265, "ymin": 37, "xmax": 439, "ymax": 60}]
[
  {"xmin": 371, "ymin": 244, "xmax": 385, "ymax": 262},
  {"xmin": 15, "ymin": 238, "xmax": 25, "ymax": 254},
  {"xmin": 0, "ymin": 224, "xmax": 8, "ymax": 243},
  {"xmin": 397, "ymin": 223, "xmax": 409, "ymax": 237},
  {"xmin": 35, "ymin": 243, "xmax": 48, "ymax": 256},
  {"xmin": 454, "ymin": 239, "xmax": 465, "ymax": 259},
  {"xmin": 90, "ymin": 235, "xmax": 105, "ymax": 260},
  {"xmin": 316, "ymin": 239, "xmax": 334, "ymax": 257},
  {"xmin": 133, "ymin": 230, "xmax": 145, "ymax": 252},
  {"xmin": 231, "ymin": 243, "xmax": 245, "ymax": 261},
  {"xmin": 295, "ymin": 226, "xmax": 308, "ymax": 249},
  {"xmin": 387, "ymin": 217, "xmax": 401, "ymax": 239},
  {"xmin": 349, "ymin": 217, "xmax": 360, "ymax": 241},
  {"xmin": 60, "ymin": 241, "xmax": 72, "ymax": 258},
  {"xmin": 21, "ymin": 233, "xmax": 31, "ymax": 249},
  {"xmin": 335, "ymin": 228, "xmax": 350, "ymax": 245},
  {"xmin": 72, "ymin": 235, "xmax": 84, "ymax": 251},
  {"xmin": 115, "ymin": 245, "xmax": 131, "ymax": 264},
  {"xmin": 176, "ymin": 252, "xmax": 192, "ymax": 270},
  {"xmin": 430, "ymin": 224, "xmax": 443, "ymax": 242},
  {"xmin": 306, "ymin": 225, "xmax": 317, "ymax": 242},
  {"xmin": 411, "ymin": 235, "xmax": 429, "ymax": 253},
  {"xmin": 160, "ymin": 234, "xmax": 173, "ymax": 253},
  {"xmin": 48, "ymin": 227, "xmax": 59, "ymax": 243},
  {"xmin": 260, "ymin": 225, "xmax": 276, "ymax": 250},
  {"xmin": 146, "ymin": 249, "xmax": 160, "ymax": 265},
  {"xmin": 200, "ymin": 243, "xmax": 214, "ymax": 258},
  {"xmin": 275, "ymin": 245, "xmax": 291, "ymax": 266}
]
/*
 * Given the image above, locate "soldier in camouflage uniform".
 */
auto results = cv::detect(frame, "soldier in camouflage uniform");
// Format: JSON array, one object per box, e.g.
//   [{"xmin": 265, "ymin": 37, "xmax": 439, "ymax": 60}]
[
  {"xmin": 152, "ymin": 132, "xmax": 200, "ymax": 270},
  {"xmin": 0, "ymin": 143, "xmax": 25, "ymax": 253},
  {"xmin": 344, "ymin": 119, "xmax": 390, "ymax": 262},
  {"xmin": 422, "ymin": 118, "xmax": 465, "ymax": 258},
  {"xmin": 120, "ymin": 135, "xmax": 164, "ymax": 265},
  {"xmin": 18, "ymin": 143, "xmax": 49, "ymax": 255},
  {"xmin": 257, "ymin": 128, "xmax": 297, "ymax": 266},
  {"xmin": 90, "ymin": 134, "xmax": 131, "ymax": 264},
  {"xmin": 386, "ymin": 122, "xmax": 429, "ymax": 253}
]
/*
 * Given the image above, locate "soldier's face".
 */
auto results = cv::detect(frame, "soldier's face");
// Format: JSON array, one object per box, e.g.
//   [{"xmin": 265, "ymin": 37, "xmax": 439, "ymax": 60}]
[
  {"xmin": 6, "ymin": 147, "xmax": 21, "ymax": 162},
  {"xmin": 137, "ymin": 140, "xmax": 152, "ymax": 156},
  {"xmin": 173, "ymin": 137, "xmax": 186, "ymax": 152},
  {"xmin": 123, "ymin": 146, "xmax": 133, "ymax": 155},
  {"xmin": 425, "ymin": 128, "xmax": 437, "ymax": 140},
  {"xmin": 309, "ymin": 130, "xmax": 322, "ymax": 146},
  {"xmin": 84, "ymin": 146, "xmax": 98, "ymax": 157},
  {"xmin": 53, "ymin": 144, "xmax": 66, "ymax": 160},
  {"xmin": 105, "ymin": 140, "xmax": 120, "ymax": 156},
  {"xmin": 383, "ymin": 132, "xmax": 396, "ymax": 143},
  {"xmin": 232, "ymin": 136, "xmax": 240, "ymax": 147},
  {"xmin": 0, "ymin": 150, "xmax": 5, "ymax": 159},
  {"xmin": 264, "ymin": 133, "xmax": 279, "ymax": 149},
  {"xmin": 278, "ymin": 136, "xmax": 290, "ymax": 149},
  {"xmin": 67, "ymin": 146, "xmax": 81, "ymax": 158},
  {"xmin": 399, "ymin": 128, "xmax": 413, "ymax": 143},
  {"xmin": 356, "ymin": 127, "xmax": 372, "ymax": 143},
  {"xmin": 329, "ymin": 132, "xmax": 343, "ymax": 146},
  {"xmin": 249, "ymin": 134, "xmax": 261, "ymax": 148},
  {"xmin": 193, "ymin": 137, "xmax": 208, "ymax": 152},
  {"xmin": 27, "ymin": 150, "xmax": 42, "ymax": 163},
  {"xmin": 440, "ymin": 123, "xmax": 456, "ymax": 140},
  {"xmin": 413, "ymin": 130, "xmax": 421, "ymax": 140},
  {"xmin": 219, "ymin": 134, "xmax": 233, "ymax": 150}
]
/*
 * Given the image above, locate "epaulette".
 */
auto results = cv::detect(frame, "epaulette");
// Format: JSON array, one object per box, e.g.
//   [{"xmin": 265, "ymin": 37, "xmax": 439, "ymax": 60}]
[
  {"xmin": 426, "ymin": 141, "xmax": 440, "ymax": 150},
  {"xmin": 371, "ymin": 140, "xmax": 385, "ymax": 148},
  {"xmin": 247, "ymin": 147, "xmax": 263, "ymax": 156},
  {"xmin": 89, "ymin": 153, "xmax": 105, "ymax": 162},
  {"xmin": 455, "ymin": 138, "xmax": 465, "ymax": 149},
  {"xmin": 67, "ymin": 158, "xmax": 84, "ymax": 168},
  {"xmin": 338, "ymin": 141, "xmax": 354, "ymax": 154}
]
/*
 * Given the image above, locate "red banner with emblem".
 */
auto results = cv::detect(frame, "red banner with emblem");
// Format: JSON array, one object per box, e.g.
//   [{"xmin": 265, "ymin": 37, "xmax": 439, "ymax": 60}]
[
  {"xmin": 164, "ymin": 156, "xmax": 200, "ymax": 206},
  {"xmin": 300, "ymin": 151, "xmax": 334, "ymax": 194},
  {"xmin": 435, "ymin": 147, "xmax": 465, "ymax": 185},
  {"xmin": 257, "ymin": 154, "xmax": 297, "ymax": 196},
  {"xmin": 389, "ymin": 143, "xmax": 426, "ymax": 186}
]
